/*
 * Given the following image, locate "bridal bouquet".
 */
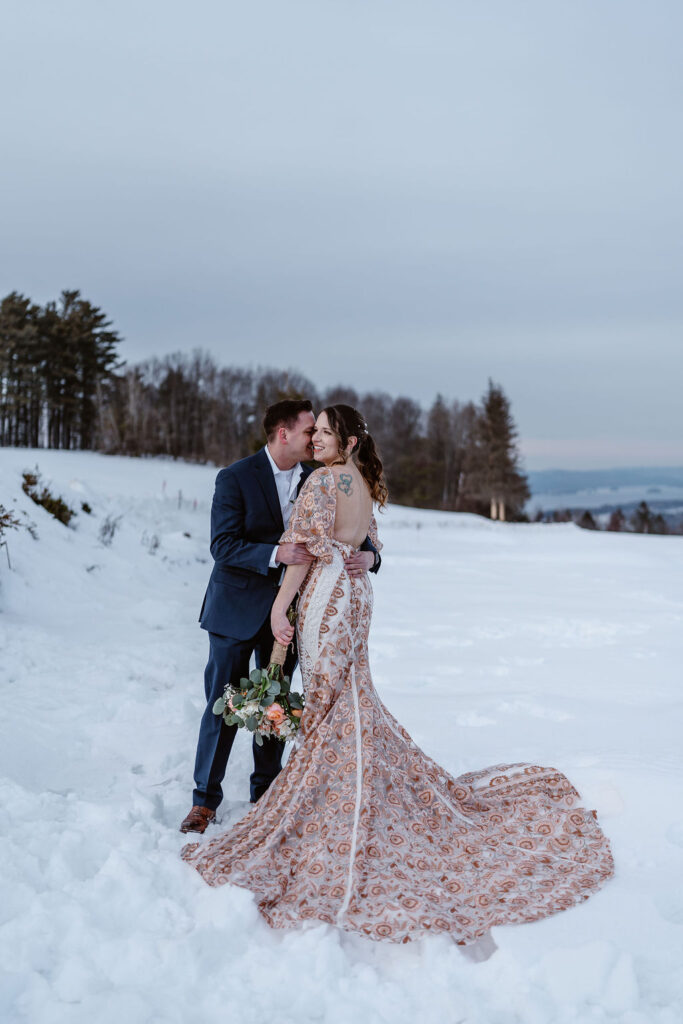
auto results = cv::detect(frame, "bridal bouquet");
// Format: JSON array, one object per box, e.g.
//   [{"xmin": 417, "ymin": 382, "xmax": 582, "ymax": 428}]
[{"xmin": 212, "ymin": 606, "xmax": 305, "ymax": 745}]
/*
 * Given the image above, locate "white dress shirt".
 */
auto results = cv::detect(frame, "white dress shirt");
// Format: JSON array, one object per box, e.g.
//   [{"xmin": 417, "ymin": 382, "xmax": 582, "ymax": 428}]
[{"xmin": 264, "ymin": 445, "xmax": 304, "ymax": 568}]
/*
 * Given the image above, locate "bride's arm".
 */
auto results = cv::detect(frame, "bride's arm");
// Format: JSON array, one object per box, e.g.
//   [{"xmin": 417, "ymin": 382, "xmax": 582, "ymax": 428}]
[
  {"xmin": 271, "ymin": 562, "xmax": 309, "ymax": 644},
  {"xmin": 272, "ymin": 467, "xmax": 336, "ymax": 644}
]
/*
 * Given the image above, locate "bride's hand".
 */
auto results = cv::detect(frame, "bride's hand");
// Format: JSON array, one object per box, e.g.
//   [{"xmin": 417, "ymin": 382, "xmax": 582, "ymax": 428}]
[{"xmin": 271, "ymin": 605, "xmax": 295, "ymax": 646}]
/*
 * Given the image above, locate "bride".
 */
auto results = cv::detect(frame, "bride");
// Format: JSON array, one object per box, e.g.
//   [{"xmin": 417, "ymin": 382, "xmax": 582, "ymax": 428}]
[{"xmin": 181, "ymin": 404, "xmax": 614, "ymax": 946}]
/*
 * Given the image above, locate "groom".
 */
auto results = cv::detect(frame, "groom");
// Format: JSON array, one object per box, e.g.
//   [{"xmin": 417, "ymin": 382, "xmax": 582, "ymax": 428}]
[{"xmin": 180, "ymin": 398, "xmax": 380, "ymax": 833}]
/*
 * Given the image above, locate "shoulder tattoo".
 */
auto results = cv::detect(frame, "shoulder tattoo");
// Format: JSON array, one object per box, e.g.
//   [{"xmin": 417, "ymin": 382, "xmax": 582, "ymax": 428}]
[{"xmin": 337, "ymin": 472, "xmax": 354, "ymax": 496}]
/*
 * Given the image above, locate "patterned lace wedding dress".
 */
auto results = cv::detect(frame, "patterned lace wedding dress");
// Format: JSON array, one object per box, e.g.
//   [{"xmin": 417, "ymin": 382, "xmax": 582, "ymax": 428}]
[{"xmin": 182, "ymin": 467, "xmax": 614, "ymax": 944}]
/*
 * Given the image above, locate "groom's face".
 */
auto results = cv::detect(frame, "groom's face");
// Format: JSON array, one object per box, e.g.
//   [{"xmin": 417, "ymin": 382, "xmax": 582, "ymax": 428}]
[{"xmin": 286, "ymin": 411, "xmax": 316, "ymax": 462}]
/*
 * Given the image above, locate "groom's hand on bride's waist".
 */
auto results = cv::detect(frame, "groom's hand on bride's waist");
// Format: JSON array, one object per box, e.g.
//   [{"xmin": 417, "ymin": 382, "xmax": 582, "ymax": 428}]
[
  {"xmin": 276, "ymin": 542, "xmax": 315, "ymax": 565},
  {"xmin": 344, "ymin": 551, "xmax": 375, "ymax": 577}
]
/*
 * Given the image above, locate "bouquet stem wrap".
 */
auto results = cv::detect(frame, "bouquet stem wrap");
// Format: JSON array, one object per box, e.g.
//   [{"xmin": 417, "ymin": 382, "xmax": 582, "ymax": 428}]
[{"xmin": 269, "ymin": 640, "xmax": 288, "ymax": 669}]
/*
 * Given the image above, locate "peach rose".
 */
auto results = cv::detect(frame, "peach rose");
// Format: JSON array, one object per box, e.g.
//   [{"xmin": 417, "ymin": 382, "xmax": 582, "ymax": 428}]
[
  {"xmin": 265, "ymin": 703, "xmax": 286, "ymax": 724},
  {"xmin": 291, "ymin": 708, "xmax": 302, "ymax": 718}
]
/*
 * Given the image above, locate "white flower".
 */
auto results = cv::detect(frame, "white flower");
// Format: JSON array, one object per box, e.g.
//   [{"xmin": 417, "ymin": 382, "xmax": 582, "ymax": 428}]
[
  {"xmin": 277, "ymin": 720, "xmax": 297, "ymax": 741},
  {"xmin": 242, "ymin": 700, "xmax": 260, "ymax": 716}
]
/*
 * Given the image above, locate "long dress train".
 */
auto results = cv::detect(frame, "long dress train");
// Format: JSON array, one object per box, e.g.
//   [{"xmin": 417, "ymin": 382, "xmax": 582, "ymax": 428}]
[{"xmin": 182, "ymin": 467, "xmax": 614, "ymax": 944}]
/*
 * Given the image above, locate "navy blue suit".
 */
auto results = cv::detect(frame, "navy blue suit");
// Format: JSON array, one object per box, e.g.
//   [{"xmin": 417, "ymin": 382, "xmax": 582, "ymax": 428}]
[{"xmin": 193, "ymin": 447, "xmax": 380, "ymax": 808}]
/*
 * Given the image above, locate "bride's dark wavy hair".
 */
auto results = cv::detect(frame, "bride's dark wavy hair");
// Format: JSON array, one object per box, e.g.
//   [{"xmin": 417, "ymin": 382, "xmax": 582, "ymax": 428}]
[{"xmin": 323, "ymin": 404, "xmax": 389, "ymax": 509}]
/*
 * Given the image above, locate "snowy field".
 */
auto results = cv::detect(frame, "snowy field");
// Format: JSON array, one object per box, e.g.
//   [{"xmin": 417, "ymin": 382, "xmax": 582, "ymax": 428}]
[{"xmin": 1, "ymin": 448, "xmax": 682, "ymax": 1024}]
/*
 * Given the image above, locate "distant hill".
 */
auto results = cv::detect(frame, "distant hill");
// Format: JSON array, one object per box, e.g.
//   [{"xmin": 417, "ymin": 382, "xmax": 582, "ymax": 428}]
[
  {"xmin": 527, "ymin": 466, "xmax": 683, "ymax": 526},
  {"xmin": 527, "ymin": 466, "xmax": 683, "ymax": 495}
]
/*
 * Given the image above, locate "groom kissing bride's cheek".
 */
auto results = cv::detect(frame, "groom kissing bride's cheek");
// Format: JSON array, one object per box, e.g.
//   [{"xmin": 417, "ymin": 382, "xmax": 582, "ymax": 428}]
[
  {"xmin": 180, "ymin": 399, "xmax": 614, "ymax": 950},
  {"xmin": 180, "ymin": 398, "xmax": 379, "ymax": 826}
]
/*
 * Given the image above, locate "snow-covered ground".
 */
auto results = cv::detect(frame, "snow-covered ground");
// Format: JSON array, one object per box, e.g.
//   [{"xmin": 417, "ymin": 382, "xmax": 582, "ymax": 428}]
[{"xmin": 1, "ymin": 448, "xmax": 682, "ymax": 1024}]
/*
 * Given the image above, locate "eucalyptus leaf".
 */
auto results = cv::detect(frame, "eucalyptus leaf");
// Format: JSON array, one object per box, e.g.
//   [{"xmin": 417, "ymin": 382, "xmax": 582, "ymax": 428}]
[
  {"xmin": 267, "ymin": 681, "xmax": 281, "ymax": 696},
  {"xmin": 262, "ymin": 694, "xmax": 275, "ymax": 707},
  {"xmin": 212, "ymin": 698, "xmax": 226, "ymax": 715},
  {"xmin": 250, "ymin": 668, "xmax": 263, "ymax": 684},
  {"xmin": 253, "ymin": 731, "xmax": 264, "ymax": 746},
  {"xmin": 245, "ymin": 715, "xmax": 258, "ymax": 732},
  {"xmin": 246, "ymin": 687, "xmax": 259, "ymax": 700}
]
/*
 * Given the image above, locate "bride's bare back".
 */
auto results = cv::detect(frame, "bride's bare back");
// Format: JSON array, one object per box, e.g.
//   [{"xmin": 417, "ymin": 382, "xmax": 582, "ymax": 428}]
[{"xmin": 329, "ymin": 462, "xmax": 373, "ymax": 548}]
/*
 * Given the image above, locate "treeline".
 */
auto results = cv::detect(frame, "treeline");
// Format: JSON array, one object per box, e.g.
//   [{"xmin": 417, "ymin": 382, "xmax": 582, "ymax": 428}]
[
  {"xmin": 538, "ymin": 502, "xmax": 682, "ymax": 535},
  {"xmin": 1, "ymin": 290, "xmax": 533, "ymax": 517}
]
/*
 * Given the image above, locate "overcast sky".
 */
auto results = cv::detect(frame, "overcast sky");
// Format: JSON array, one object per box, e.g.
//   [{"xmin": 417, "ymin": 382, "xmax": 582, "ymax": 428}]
[{"xmin": 2, "ymin": 1, "xmax": 682, "ymax": 468}]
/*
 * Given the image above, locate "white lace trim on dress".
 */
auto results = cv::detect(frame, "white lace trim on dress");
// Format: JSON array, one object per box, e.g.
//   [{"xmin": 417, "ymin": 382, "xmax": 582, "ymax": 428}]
[{"xmin": 337, "ymin": 663, "xmax": 363, "ymax": 924}]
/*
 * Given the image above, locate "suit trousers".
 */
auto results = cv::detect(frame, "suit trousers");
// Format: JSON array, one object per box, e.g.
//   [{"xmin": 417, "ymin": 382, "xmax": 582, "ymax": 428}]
[{"xmin": 192, "ymin": 616, "xmax": 297, "ymax": 809}]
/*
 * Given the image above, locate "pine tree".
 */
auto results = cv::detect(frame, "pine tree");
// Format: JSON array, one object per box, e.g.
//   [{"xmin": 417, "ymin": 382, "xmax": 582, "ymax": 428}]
[
  {"xmin": 0, "ymin": 292, "xmax": 42, "ymax": 446},
  {"xmin": 651, "ymin": 513, "xmax": 669, "ymax": 535},
  {"xmin": 31, "ymin": 290, "xmax": 121, "ymax": 450},
  {"xmin": 630, "ymin": 501, "xmax": 653, "ymax": 533},
  {"xmin": 469, "ymin": 379, "xmax": 530, "ymax": 520},
  {"xmin": 607, "ymin": 508, "xmax": 626, "ymax": 532},
  {"xmin": 577, "ymin": 510, "xmax": 598, "ymax": 530},
  {"xmin": 70, "ymin": 294, "xmax": 121, "ymax": 449}
]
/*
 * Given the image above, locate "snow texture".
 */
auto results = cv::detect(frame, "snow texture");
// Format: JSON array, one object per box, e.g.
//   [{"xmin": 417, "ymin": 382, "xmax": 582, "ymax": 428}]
[{"xmin": 1, "ymin": 448, "xmax": 682, "ymax": 1024}]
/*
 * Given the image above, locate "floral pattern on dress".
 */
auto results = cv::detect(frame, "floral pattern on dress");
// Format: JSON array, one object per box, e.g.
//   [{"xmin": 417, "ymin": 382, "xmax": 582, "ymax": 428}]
[
  {"xmin": 282, "ymin": 466, "xmax": 337, "ymax": 564},
  {"xmin": 182, "ymin": 469, "xmax": 614, "ymax": 944}
]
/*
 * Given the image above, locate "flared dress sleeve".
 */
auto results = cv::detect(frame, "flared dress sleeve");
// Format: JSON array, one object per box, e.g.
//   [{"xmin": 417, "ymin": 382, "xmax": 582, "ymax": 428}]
[
  {"xmin": 368, "ymin": 513, "xmax": 383, "ymax": 553},
  {"xmin": 280, "ymin": 466, "xmax": 336, "ymax": 564}
]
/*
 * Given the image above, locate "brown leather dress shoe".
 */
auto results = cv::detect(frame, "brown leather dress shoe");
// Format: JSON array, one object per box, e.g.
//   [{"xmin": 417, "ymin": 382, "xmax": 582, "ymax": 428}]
[{"xmin": 179, "ymin": 805, "xmax": 216, "ymax": 834}]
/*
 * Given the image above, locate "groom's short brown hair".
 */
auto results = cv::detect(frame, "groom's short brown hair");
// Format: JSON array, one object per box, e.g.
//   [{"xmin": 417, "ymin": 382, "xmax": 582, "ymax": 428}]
[{"xmin": 263, "ymin": 399, "xmax": 313, "ymax": 441}]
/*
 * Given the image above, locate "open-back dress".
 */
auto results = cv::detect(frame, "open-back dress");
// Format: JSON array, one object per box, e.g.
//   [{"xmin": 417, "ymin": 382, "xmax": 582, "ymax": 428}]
[{"xmin": 182, "ymin": 466, "xmax": 614, "ymax": 944}]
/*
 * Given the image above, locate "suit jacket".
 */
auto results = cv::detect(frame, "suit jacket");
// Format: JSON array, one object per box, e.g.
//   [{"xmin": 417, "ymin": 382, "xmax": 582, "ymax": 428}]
[{"xmin": 199, "ymin": 448, "xmax": 380, "ymax": 640}]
